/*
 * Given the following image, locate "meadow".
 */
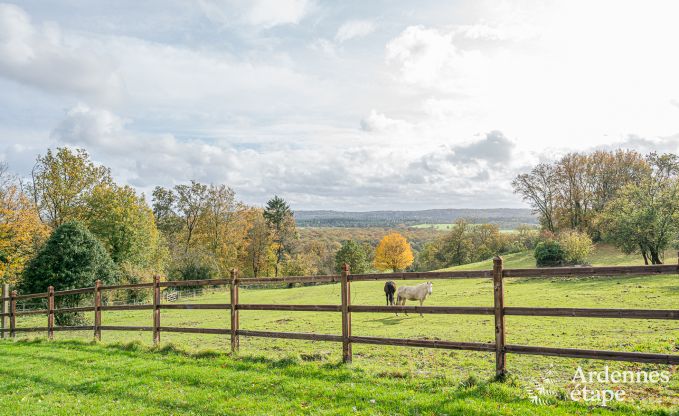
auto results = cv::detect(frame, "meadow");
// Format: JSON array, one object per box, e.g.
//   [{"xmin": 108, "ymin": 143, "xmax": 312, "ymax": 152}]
[{"xmin": 3, "ymin": 245, "xmax": 678, "ymax": 414}]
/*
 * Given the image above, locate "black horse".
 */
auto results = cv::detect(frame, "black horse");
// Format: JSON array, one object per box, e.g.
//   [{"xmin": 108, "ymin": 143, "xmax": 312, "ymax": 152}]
[{"xmin": 384, "ymin": 281, "xmax": 396, "ymax": 306}]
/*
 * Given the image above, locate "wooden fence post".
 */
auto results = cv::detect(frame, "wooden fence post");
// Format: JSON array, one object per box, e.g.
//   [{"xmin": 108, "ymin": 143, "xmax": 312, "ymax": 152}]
[
  {"xmin": 47, "ymin": 286, "xmax": 55, "ymax": 340},
  {"xmin": 153, "ymin": 275, "xmax": 160, "ymax": 345},
  {"xmin": 1, "ymin": 284, "xmax": 8, "ymax": 339},
  {"xmin": 341, "ymin": 263, "xmax": 352, "ymax": 363},
  {"xmin": 94, "ymin": 280, "xmax": 102, "ymax": 341},
  {"xmin": 9, "ymin": 290, "xmax": 16, "ymax": 339},
  {"xmin": 493, "ymin": 256, "xmax": 506, "ymax": 379},
  {"xmin": 230, "ymin": 269, "xmax": 239, "ymax": 353}
]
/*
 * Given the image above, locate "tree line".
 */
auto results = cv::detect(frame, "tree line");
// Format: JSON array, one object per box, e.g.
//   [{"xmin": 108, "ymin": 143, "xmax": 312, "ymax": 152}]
[
  {"xmin": 0, "ymin": 147, "xmax": 423, "ymax": 299},
  {"xmin": 512, "ymin": 150, "xmax": 679, "ymax": 264}
]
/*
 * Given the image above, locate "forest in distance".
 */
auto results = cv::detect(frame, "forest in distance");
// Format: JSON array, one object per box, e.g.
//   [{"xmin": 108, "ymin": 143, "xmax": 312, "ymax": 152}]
[{"xmin": 294, "ymin": 208, "xmax": 537, "ymax": 228}]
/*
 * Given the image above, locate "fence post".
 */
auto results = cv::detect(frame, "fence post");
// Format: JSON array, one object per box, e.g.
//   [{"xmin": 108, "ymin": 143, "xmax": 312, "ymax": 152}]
[
  {"xmin": 493, "ymin": 256, "xmax": 506, "ymax": 379},
  {"xmin": 153, "ymin": 275, "xmax": 160, "ymax": 345},
  {"xmin": 47, "ymin": 286, "xmax": 55, "ymax": 340},
  {"xmin": 9, "ymin": 290, "xmax": 16, "ymax": 339},
  {"xmin": 1, "ymin": 284, "xmax": 8, "ymax": 339},
  {"xmin": 230, "ymin": 269, "xmax": 239, "ymax": 353},
  {"xmin": 341, "ymin": 263, "xmax": 352, "ymax": 363},
  {"xmin": 94, "ymin": 280, "xmax": 102, "ymax": 341}
]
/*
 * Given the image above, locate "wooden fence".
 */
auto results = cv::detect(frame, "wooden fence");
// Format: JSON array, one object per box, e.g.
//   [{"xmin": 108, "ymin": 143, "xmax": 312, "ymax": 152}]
[{"xmin": 1, "ymin": 258, "xmax": 678, "ymax": 377}]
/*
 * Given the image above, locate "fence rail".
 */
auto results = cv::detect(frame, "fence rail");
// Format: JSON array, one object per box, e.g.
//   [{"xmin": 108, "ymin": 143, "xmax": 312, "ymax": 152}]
[{"xmin": 2, "ymin": 259, "xmax": 679, "ymax": 376}]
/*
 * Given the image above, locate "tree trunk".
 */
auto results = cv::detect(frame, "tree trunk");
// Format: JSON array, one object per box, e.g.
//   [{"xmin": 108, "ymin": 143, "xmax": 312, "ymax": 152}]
[
  {"xmin": 640, "ymin": 246, "xmax": 649, "ymax": 265},
  {"xmin": 650, "ymin": 249, "xmax": 662, "ymax": 265}
]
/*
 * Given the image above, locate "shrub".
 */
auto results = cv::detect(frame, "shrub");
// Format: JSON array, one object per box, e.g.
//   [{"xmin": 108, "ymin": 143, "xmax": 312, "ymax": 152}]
[
  {"xmin": 534, "ymin": 240, "xmax": 566, "ymax": 267},
  {"xmin": 168, "ymin": 256, "xmax": 216, "ymax": 290},
  {"xmin": 558, "ymin": 231, "xmax": 593, "ymax": 265},
  {"xmin": 21, "ymin": 221, "xmax": 118, "ymax": 324}
]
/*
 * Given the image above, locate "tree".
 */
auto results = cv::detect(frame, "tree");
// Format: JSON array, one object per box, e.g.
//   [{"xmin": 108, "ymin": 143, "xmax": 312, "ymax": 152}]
[
  {"xmin": 374, "ymin": 232, "xmax": 414, "ymax": 272},
  {"xmin": 152, "ymin": 186, "xmax": 183, "ymax": 237},
  {"xmin": 83, "ymin": 183, "xmax": 164, "ymax": 271},
  {"xmin": 174, "ymin": 181, "xmax": 209, "ymax": 254},
  {"xmin": 30, "ymin": 148, "xmax": 112, "ymax": 228},
  {"xmin": 334, "ymin": 240, "xmax": 370, "ymax": 273},
  {"xmin": 440, "ymin": 220, "xmax": 474, "ymax": 266},
  {"xmin": 263, "ymin": 196, "xmax": 297, "ymax": 276},
  {"xmin": 21, "ymin": 221, "xmax": 118, "ymax": 324},
  {"xmin": 195, "ymin": 184, "xmax": 248, "ymax": 275},
  {"xmin": 0, "ymin": 169, "xmax": 49, "ymax": 284},
  {"xmin": 598, "ymin": 154, "xmax": 679, "ymax": 264},
  {"xmin": 512, "ymin": 163, "xmax": 557, "ymax": 232},
  {"xmin": 513, "ymin": 150, "xmax": 649, "ymax": 236},
  {"xmin": 244, "ymin": 210, "xmax": 273, "ymax": 277}
]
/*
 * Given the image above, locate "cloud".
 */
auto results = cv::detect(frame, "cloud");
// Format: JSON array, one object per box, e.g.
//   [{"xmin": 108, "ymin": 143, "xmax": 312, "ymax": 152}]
[
  {"xmin": 46, "ymin": 104, "xmax": 525, "ymax": 209},
  {"xmin": 359, "ymin": 110, "xmax": 411, "ymax": 132},
  {"xmin": 452, "ymin": 130, "xmax": 514, "ymax": 164},
  {"xmin": 335, "ymin": 20, "xmax": 375, "ymax": 42},
  {"xmin": 0, "ymin": 3, "xmax": 122, "ymax": 101},
  {"xmin": 385, "ymin": 25, "xmax": 486, "ymax": 92},
  {"xmin": 196, "ymin": 0, "xmax": 314, "ymax": 28}
]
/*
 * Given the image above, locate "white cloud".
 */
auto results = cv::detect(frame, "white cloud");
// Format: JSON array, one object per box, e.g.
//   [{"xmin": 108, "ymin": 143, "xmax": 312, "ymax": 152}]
[
  {"xmin": 2, "ymin": 1, "xmax": 679, "ymax": 210},
  {"xmin": 359, "ymin": 110, "xmax": 411, "ymax": 133},
  {"xmin": 196, "ymin": 0, "xmax": 314, "ymax": 28},
  {"xmin": 335, "ymin": 20, "xmax": 375, "ymax": 42},
  {"xmin": 0, "ymin": 3, "xmax": 122, "ymax": 102},
  {"xmin": 386, "ymin": 25, "xmax": 487, "ymax": 93},
  {"xmin": 47, "ymin": 104, "xmax": 526, "ymax": 209}
]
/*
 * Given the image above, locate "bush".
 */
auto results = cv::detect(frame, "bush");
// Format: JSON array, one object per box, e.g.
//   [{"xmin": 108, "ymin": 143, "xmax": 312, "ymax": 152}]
[
  {"xmin": 112, "ymin": 263, "xmax": 157, "ymax": 304},
  {"xmin": 558, "ymin": 231, "xmax": 593, "ymax": 265},
  {"xmin": 168, "ymin": 255, "xmax": 217, "ymax": 291},
  {"xmin": 534, "ymin": 240, "xmax": 566, "ymax": 267},
  {"xmin": 21, "ymin": 221, "xmax": 118, "ymax": 324}
]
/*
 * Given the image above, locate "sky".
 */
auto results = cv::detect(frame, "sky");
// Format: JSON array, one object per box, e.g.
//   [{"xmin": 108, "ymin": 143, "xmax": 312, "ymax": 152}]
[{"xmin": 1, "ymin": 0, "xmax": 678, "ymax": 210}]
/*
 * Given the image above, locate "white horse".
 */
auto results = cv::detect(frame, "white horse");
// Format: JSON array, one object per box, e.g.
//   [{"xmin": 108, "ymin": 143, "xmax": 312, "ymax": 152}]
[{"xmin": 396, "ymin": 282, "xmax": 433, "ymax": 316}]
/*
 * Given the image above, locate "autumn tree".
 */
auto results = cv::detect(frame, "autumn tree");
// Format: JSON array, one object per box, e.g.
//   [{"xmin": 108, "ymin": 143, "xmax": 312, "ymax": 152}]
[
  {"xmin": 30, "ymin": 148, "xmax": 112, "ymax": 228},
  {"xmin": 195, "ymin": 184, "xmax": 249, "ymax": 275},
  {"xmin": 513, "ymin": 150, "xmax": 649, "ymax": 236},
  {"xmin": 374, "ymin": 232, "xmax": 414, "ymax": 272},
  {"xmin": 263, "ymin": 196, "xmax": 297, "ymax": 276},
  {"xmin": 174, "ymin": 181, "xmax": 209, "ymax": 254},
  {"xmin": 244, "ymin": 209, "xmax": 272, "ymax": 277},
  {"xmin": 0, "ymin": 163, "xmax": 49, "ymax": 284}
]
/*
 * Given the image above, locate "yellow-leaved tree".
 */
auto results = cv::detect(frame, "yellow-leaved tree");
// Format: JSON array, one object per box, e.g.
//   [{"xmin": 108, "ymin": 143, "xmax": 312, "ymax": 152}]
[
  {"xmin": 0, "ymin": 184, "xmax": 50, "ymax": 284},
  {"xmin": 374, "ymin": 232, "xmax": 414, "ymax": 272}
]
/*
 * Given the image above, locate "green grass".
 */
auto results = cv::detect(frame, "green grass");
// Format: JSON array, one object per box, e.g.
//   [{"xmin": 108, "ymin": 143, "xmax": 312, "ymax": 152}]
[
  {"xmin": 439, "ymin": 244, "xmax": 677, "ymax": 271},
  {"xmin": 0, "ymin": 339, "xmax": 674, "ymax": 415},
  {"xmin": 6, "ymin": 244, "xmax": 679, "ymax": 414}
]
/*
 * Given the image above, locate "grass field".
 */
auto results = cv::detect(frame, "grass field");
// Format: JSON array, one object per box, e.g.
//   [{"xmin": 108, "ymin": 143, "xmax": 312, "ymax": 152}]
[
  {"xmin": 4, "ymin": 244, "xmax": 678, "ymax": 414},
  {"xmin": 0, "ymin": 339, "xmax": 674, "ymax": 416}
]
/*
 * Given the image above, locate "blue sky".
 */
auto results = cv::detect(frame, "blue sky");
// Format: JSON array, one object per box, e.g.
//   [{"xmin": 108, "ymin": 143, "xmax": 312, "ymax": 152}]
[{"xmin": 1, "ymin": 1, "xmax": 678, "ymax": 210}]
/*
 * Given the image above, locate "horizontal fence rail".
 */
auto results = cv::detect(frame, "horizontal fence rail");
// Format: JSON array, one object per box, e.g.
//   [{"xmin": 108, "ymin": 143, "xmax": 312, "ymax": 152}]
[{"xmin": 2, "ymin": 259, "xmax": 679, "ymax": 373}]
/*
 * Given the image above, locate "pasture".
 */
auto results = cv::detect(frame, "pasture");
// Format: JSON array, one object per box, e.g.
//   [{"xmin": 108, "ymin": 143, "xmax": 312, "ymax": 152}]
[
  {"xmin": 3, "ymin": 245, "xmax": 678, "ymax": 414},
  {"xmin": 1, "ymin": 339, "xmax": 667, "ymax": 416}
]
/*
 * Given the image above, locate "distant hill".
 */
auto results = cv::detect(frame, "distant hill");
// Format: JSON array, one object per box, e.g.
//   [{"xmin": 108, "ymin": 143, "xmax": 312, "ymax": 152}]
[{"xmin": 294, "ymin": 208, "xmax": 537, "ymax": 228}]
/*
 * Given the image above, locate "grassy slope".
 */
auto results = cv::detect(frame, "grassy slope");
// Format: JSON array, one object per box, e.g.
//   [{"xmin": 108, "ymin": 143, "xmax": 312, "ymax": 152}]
[
  {"xmin": 0, "ymin": 339, "xmax": 671, "ymax": 416},
  {"xmin": 7, "ymin": 244, "xmax": 679, "ymax": 413},
  {"xmin": 440, "ymin": 244, "xmax": 678, "ymax": 271}
]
